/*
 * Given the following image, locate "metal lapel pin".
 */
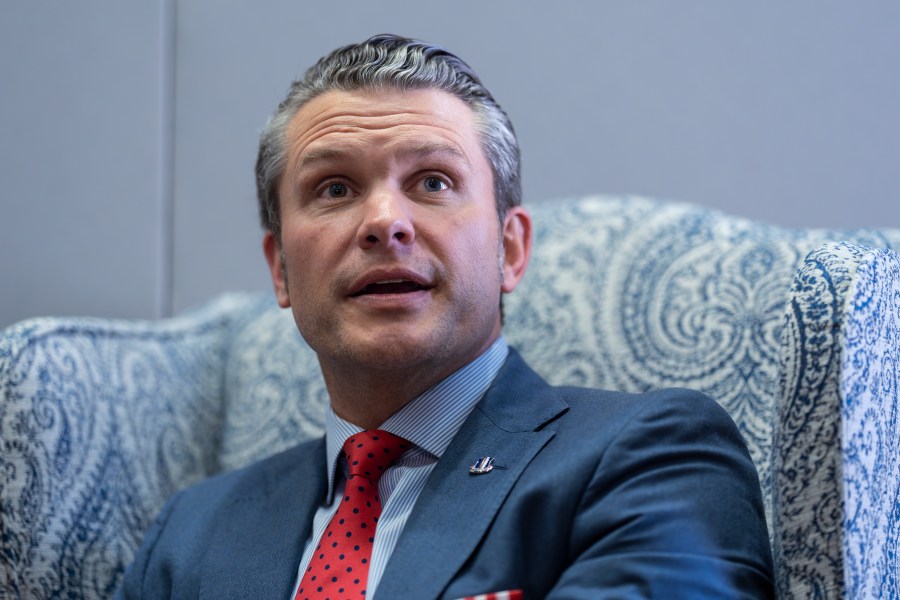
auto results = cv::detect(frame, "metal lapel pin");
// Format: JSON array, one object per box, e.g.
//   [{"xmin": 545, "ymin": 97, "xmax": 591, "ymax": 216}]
[{"xmin": 469, "ymin": 456, "xmax": 495, "ymax": 474}]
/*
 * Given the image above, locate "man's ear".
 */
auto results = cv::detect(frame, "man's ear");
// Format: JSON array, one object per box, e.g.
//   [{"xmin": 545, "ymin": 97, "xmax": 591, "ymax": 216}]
[
  {"xmin": 500, "ymin": 206, "xmax": 532, "ymax": 294},
  {"xmin": 263, "ymin": 231, "xmax": 291, "ymax": 308}
]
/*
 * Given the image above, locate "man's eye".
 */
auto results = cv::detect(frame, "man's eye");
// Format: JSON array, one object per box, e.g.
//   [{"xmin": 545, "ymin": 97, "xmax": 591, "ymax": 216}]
[
  {"xmin": 323, "ymin": 182, "xmax": 349, "ymax": 198},
  {"xmin": 423, "ymin": 177, "xmax": 448, "ymax": 192}
]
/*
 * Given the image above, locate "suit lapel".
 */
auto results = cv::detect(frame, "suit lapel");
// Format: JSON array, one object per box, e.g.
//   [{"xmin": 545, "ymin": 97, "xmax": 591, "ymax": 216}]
[
  {"xmin": 376, "ymin": 350, "xmax": 567, "ymax": 599},
  {"xmin": 199, "ymin": 439, "xmax": 327, "ymax": 600}
]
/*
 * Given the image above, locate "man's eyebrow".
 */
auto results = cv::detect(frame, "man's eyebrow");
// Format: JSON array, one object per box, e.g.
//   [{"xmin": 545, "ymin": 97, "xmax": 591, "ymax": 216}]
[
  {"xmin": 399, "ymin": 142, "xmax": 469, "ymax": 164},
  {"xmin": 295, "ymin": 147, "xmax": 354, "ymax": 171}
]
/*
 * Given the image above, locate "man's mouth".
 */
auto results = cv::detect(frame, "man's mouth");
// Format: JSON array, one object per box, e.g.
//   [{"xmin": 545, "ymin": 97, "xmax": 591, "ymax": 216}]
[{"xmin": 350, "ymin": 279, "xmax": 430, "ymax": 297}]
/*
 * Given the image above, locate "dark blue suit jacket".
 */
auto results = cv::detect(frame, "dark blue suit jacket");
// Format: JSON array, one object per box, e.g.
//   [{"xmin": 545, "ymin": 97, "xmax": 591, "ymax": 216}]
[{"xmin": 118, "ymin": 349, "xmax": 774, "ymax": 598}]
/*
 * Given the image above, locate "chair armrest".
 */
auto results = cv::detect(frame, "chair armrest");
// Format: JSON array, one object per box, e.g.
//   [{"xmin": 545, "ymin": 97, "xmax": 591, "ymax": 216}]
[{"xmin": 0, "ymin": 292, "xmax": 268, "ymax": 597}]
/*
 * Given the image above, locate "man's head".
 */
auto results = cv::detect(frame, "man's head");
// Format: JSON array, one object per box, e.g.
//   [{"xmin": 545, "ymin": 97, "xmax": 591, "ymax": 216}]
[
  {"xmin": 259, "ymin": 35, "xmax": 531, "ymax": 421},
  {"xmin": 256, "ymin": 34, "xmax": 521, "ymax": 241}
]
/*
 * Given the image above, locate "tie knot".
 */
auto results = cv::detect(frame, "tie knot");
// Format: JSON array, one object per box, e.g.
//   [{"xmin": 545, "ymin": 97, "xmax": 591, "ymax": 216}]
[{"xmin": 343, "ymin": 430, "xmax": 410, "ymax": 481}]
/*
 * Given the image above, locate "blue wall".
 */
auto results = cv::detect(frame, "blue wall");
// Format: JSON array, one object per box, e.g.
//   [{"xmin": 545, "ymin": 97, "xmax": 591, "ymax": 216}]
[{"xmin": 2, "ymin": 1, "xmax": 898, "ymax": 327}]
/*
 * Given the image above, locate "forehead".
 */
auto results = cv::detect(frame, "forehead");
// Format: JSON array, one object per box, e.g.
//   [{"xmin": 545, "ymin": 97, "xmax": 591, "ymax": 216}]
[{"xmin": 283, "ymin": 88, "xmax": 486, "ymax": 166}]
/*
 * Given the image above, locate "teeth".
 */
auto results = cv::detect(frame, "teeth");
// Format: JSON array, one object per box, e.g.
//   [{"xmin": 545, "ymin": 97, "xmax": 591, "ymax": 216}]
[{"xmin": 375, "ymin": 279, "xmax": 406, "ymax": 284}]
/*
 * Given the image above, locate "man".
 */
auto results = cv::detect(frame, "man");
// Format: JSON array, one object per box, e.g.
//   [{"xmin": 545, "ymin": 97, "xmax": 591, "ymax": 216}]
[{"xmin": 118, "ymin": 35, "xmax": 773, "ymax": 599}]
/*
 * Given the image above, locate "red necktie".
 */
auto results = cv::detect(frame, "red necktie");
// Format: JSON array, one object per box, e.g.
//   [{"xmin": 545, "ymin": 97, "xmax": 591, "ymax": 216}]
[{"xmin": 295, "ymin": 430, "xmax": 410, "ymax": 600}]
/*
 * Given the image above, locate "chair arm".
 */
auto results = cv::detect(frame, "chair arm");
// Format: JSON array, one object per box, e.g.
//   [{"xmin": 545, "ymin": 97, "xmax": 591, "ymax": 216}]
[{"xmin": 0, "ymin": 292, "xmax": 268, "ymax": 598}]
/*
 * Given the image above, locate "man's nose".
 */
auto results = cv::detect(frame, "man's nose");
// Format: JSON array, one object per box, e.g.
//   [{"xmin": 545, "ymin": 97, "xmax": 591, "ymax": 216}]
[{"xmin": 356, "ymin": 188, "xmax": 415, "ymax": 250}]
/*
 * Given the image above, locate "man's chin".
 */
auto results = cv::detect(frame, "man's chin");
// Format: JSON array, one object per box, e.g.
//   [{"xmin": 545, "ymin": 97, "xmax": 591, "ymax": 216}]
[
  {"xmin": 336, "ymin": 333, "xmax": 442, "ymax": 370},
  {"xmin": 301, "ymin": 311, "xmax": 499, "ymax": 380}
]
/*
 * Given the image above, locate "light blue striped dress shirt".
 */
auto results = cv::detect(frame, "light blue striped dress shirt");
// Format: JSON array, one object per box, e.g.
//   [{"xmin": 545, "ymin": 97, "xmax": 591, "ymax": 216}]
[{"xmin": 290, "ymin": 337, "xmax": 509, "ymax": 599}]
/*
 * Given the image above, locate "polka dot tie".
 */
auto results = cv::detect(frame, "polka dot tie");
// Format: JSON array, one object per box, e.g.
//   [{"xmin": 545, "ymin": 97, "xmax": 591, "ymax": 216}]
[{"xmin": 295, "ymin": 430, "xmax": 410, "ymax": 600}]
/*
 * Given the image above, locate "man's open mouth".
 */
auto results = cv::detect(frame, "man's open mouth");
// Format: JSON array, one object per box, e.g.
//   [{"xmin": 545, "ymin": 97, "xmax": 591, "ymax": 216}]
[{"xmin": 351, "ymin": 279, "xmax": 429, "ymax": 296}]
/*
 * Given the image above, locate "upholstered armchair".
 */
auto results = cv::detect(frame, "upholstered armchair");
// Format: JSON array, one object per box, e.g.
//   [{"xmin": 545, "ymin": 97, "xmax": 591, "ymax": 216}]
[{"xmin": 2, "ymin": 196, "xmax": 898, "ymax": 599}]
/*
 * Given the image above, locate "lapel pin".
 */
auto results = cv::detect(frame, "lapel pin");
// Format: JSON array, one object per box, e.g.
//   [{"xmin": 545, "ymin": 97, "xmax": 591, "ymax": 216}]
[{"xmin": 469, "ymin": 456, "xmax": 495, "ymax": 474}]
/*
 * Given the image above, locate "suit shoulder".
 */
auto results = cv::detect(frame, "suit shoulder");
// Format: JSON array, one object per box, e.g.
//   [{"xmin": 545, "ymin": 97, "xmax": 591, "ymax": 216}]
[
  {"xmin": 558, "ymin": 385, "xmax": 732, "ymax": 427},
  {"xmin": 121, "ymin": 438, "xmax": 324, "ymax": 588},
  {"xmin": 546, "ymin": 386, "xmax": 748, "ymax": 467},
  {"xmin": 175, "ymin": 436, "xmax": 323, "ymax": 508}
]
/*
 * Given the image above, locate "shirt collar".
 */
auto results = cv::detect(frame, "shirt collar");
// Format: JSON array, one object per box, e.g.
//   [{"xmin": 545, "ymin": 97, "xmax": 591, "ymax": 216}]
[{"xmin": 322, "ymin": 336, "xmax": 509, "ymax": 501}]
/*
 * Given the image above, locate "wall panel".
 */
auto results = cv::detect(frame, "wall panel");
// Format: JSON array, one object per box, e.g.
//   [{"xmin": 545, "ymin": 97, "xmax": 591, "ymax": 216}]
[{"xmin": 0, "ymin": 2, "xmax": 169, "ymax": 327}]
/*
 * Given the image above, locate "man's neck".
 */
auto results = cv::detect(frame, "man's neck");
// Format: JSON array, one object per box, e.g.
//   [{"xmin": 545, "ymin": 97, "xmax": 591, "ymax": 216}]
[{"xmin": 320, "ymin": 360, "xmax": 461, "ymax": 430}]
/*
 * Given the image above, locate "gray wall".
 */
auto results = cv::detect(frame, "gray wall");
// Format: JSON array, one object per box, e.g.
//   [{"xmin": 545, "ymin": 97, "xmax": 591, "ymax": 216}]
[
  {"xmin": 2, "ymin": 1, "xmax": 899, "ymax": 327},
  {"xmin": 1, "ymin": 2, "xmax": 171, "ymax": 326}
]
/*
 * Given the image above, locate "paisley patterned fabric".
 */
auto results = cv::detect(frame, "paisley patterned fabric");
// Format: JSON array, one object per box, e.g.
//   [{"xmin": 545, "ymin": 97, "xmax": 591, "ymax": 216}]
[
  {"xmin": 219, "ymin": 305, "xmax": 327, "ymax": 471},
  {"xmin": 840, "ymin": 248, "xmax": 900, "ymax": 598},
  {"xmin": 1, "ymin": 195, "xmax": 898, "ymax": 599},
  {"xmin": 774, "ymin": 242, "xmax": 900, "ymax": 599},
  {"xmin": 0, "ymin": 295, "xmax": 266, "ymax": 599}
]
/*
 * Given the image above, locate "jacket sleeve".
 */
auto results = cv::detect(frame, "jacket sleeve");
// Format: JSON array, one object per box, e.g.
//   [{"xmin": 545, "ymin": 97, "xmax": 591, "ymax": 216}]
[{"xmin": 548, "ymin": 389, "xmax": 774, "ymax": 599}]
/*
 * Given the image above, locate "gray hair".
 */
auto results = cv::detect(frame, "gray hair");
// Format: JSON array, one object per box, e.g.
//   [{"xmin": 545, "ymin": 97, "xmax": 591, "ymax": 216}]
[{"xmin": 255, "ymin": 34, "xmax": 521, "ymax": 238}]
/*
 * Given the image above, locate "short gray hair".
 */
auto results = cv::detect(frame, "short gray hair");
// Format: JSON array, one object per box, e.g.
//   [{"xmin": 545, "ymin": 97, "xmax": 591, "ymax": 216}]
[{"xmin": 255, "ymin": 34, "xmax": 521, "ymax": 238}]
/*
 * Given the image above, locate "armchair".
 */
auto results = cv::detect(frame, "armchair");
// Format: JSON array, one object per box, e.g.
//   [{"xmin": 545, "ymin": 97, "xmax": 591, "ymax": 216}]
[{"xmin": 2, "ymin": 195, "xmax": 898, "ymax": 598}]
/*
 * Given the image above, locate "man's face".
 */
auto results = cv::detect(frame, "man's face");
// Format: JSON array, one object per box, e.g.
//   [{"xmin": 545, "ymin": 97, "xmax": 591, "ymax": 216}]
[{"xmin": 264, "ymin": 88, "xmax": 530, "ymax": 381}]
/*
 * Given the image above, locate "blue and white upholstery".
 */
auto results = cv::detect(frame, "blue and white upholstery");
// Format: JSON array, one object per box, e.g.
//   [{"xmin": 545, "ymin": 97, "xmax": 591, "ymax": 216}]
[
  {"xmin": 774, "ymin": 242, "xmax": 900, "ymax": 598},
  {"xmin": 2, "ymin": 196, "xmax": 898, "ymax": 598}
]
